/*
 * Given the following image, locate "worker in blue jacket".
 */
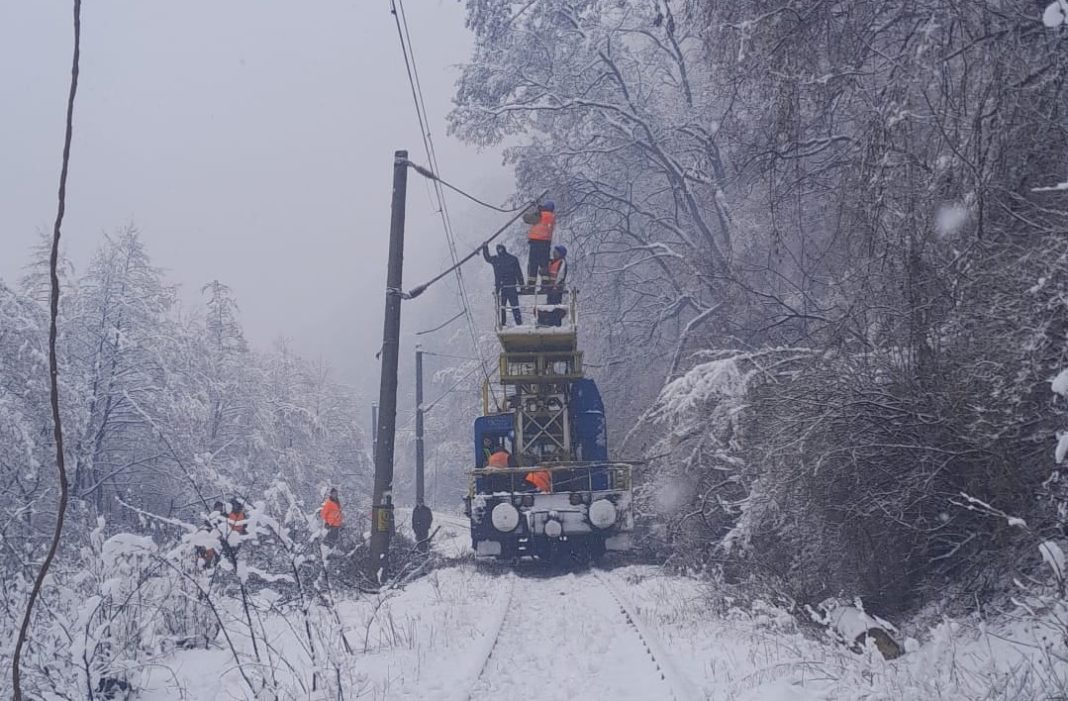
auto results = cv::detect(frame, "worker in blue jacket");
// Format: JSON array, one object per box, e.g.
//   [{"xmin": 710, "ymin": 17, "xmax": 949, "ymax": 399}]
[{"xmin": 482, "ymin": 243, "xmax": 525, "ymax": 326}]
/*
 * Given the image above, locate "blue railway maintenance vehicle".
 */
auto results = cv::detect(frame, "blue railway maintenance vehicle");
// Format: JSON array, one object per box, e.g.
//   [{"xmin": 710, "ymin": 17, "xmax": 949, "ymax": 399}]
[{"xmin": 463, "ymin": 287, "xmax": 634, "ymax": 562}]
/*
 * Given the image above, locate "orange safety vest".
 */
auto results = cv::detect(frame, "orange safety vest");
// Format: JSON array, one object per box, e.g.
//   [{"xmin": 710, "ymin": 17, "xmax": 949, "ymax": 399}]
[
  {"xmin": 525, "ymin": 470, "xmax": 552, "ymax": 493},
  {"xmin": 548, "ymin": 258, "xmax": 566, "ymax": 282},
  {"xmin": 228, "ymin": 510, "xmax": 247, "ymax": 535},
  {"xmin": 321, "ymin": 498, "xmax": 343, "ymax": 527},
  {"xmin": 488, "ymin": 450, "xmax": 511, "ymax": 468},
  {"xmin": 196, "ymin": 546, "xmax": 217, "ymax": 568},
  {"xmin": 527, "ymin": 211, "xmax": 556, "ymax": 242}
]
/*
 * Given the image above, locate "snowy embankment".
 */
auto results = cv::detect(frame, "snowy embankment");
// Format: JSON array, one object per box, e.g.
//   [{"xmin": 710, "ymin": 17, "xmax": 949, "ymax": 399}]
[
  {"xmin": 615, "ymin": 566, "xmax": 1068, "ymax": 700},
  {"xmin": 138, "ymin": 513, "xmax": 1068, "ymax": 700},
  {"xmin": 139, "ymin": 565, "xmax": 510, "ymax": 700}
]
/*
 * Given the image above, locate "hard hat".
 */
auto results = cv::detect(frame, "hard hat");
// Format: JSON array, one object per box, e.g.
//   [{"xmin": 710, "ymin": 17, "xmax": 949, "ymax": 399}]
[
  {"xmin": 554, "ymin": 245, "xmax": 567, "ymax": 257},
  {"xmin": 541, "ymin": 200, "xmax": 556, "ymax": 212}
]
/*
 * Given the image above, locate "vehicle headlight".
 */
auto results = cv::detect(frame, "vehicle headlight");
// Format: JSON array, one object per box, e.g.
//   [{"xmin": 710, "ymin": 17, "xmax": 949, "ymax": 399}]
[
  {"xmin": 588, "ymin": 499, "xmax": 617, "ymax": 529},
  {"xmin": 491, "ymin": 502, "xmax": 520, "ymax": 532}
]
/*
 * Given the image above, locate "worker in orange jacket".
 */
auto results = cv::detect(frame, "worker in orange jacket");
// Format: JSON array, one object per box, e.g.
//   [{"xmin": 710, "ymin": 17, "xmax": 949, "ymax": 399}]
[
  {"xmin": 320, "ymin": 487, "xmax": 343, "ymax": 545},
  {"xmin": 523, "ymin": 201, "xmax": 556, "ymax": 287},
  {"xmin": 486, "ymin": 447, "xmax": 520, "ymax": 491},
  {"xmin": 538, "ymin": 245, "xmax": 569, "ymax": 327},
  {"xmin": 525, "ymin": 470, "xmax": 552, "ymax": 493},
  {"xmin": 487, "ymin": 448, "xmax": 514, "ymax": 469},
  {"xmin": 227, "ymin": 498, "xmax": 248, "ymax": 536},
  {"xmin": 195, "ymin": 501, "xmax": 225, "ymax": 569}
]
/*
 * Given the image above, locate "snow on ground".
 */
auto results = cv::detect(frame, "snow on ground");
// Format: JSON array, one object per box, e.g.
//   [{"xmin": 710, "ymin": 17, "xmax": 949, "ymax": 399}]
[
  {"xmin": 138, "ymin": 516, "xmax": 1068, "ymax": 700},
  {"xmin": 468, "ymin": 571, "xmax": 677, "ymax": 701},
  {"xmin": 394, "ymin": 507, "xmax": 471, "ymax": 560},
  {"xmin": 613, "ymin": 564, "xmax": 1068, "ymax": 699},
  {"xmin": 140, "ymin": 564, "xmax": 511, "ymax": 701}
]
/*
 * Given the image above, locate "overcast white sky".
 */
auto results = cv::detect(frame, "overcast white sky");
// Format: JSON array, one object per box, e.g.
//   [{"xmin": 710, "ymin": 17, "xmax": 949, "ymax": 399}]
[{"xmin": 0, "ymin": 0, "xmax": 511, "ymax": 394}]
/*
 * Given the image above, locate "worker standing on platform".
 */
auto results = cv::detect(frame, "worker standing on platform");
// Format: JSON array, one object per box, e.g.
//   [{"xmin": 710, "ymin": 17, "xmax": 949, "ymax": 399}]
[
  {"xmin": 482, "ymin": 243, "xmax": 524, "ymax": 326},
  {"xmin": 538, "ymin": 245, "xmax": 569, "ymax": 327},
  {"xmin": 523, "ymin": 201, "xmax": 556, "ymax": 288},
  {"xmin": 547, "ymin": 245, "xmax": 568, "ymax": 297}
]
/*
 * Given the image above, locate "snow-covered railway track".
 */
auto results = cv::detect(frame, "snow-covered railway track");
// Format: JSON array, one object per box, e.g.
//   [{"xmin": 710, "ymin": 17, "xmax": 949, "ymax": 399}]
[
  {"xmin": 591, "ymin": 569, "xmax": 700, "ymax": 701},
  {"xmin": 450, "ymin": 572, "xmax": 516, "ymax": 701},
  {"xmin": 463, "ymin": 569, "xmax": 700, "ymax": 701}
]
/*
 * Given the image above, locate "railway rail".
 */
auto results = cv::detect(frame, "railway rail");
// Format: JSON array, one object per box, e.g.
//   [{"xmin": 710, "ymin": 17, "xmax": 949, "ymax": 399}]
[{"xmin": 454, "ymin": 568, "xmax": 699, "ymax": 701}]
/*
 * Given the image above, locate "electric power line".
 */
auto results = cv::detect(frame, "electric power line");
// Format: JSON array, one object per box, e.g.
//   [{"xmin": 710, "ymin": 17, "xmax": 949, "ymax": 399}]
[
  {"xmin": 421, "ymin": 361, "xmax": 489, "ymax": 414},
  {"xmin": 397, "ymin": 360, "xmax": 495, "ymax": 432},
  {"xmin": 400, "ymin": 196, "xmax": 543, "ymax": 299},
  {"xmin": 421, "ymin": 350, "xmax": 484, "ymax": 361},
  {"xmin": 415, "ymin": 310, "xmax": 465, "ymax": 336},
  {"xmin": 389, "ymin": 0, "xmax": 499, "ymax": 409},
  {"xmin": 405, "ymin": 160, "xmax": 525, "ymax": 213}
]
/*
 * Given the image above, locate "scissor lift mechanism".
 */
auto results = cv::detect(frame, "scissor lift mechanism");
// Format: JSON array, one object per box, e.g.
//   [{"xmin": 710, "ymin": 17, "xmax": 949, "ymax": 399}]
[{"xmin": 492, "ymin": 289, "xmax": 580, "ymax": 466}]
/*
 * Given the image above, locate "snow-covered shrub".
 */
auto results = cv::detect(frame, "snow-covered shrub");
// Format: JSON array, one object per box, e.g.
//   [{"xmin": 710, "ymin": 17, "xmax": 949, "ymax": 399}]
[
  {"xmin": 642, "ymin": 226, "xmax": 1068, "ymax": 609},
  {"xmin": 0, "ymin": 227, "xmax": 377, "ymax": 698},
  {"xmin": 636, "ymin": 349, "xmax": 811, "ymax": 569}
]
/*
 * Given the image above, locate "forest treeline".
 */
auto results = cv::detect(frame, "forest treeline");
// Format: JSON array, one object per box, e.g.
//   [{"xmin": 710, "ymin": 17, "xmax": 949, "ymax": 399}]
[
  {"xmin": 450, "ymin": 0, "xmax": 1068, "ymax": 612},
  {"xmin": 1, "ymin": 228, "xmax": 368, "ymax": 531},
  {"xmin": 2, "ymin": 0, "xmax": 1068, "ymax": 693},
  {"xmin": 0, "ymin": 228, "xmax": 372, "ymax": 696}
]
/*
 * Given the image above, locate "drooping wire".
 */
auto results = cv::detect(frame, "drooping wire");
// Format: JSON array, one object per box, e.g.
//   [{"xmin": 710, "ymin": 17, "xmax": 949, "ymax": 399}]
[
  {"xmin": 389, "ymin": 0, "xmax": 499, "ymax": 410},
  {"xmin": 415, "ymin": 310, "xmax": 465, "ymax": 336},
  {"xmin": 400, "ymin": 192, "xmax": 543, "ymax": 299},
  {"xmin": 405, "ymin": 160, "xmax": 525, "ymax": 213},
  {"xmin": 422, "ymin": 362, "xmax": 486, "ymax": 414},
  {"xmin": 397, "ymin": 360, "xmax": 497, "ymax": 432}
]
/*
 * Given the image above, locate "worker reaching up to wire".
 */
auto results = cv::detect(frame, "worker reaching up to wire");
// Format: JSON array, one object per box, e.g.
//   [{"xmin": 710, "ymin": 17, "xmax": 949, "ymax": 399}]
[
  {"xmin": 482, "ymin": 243, "xmax": 524, "ymax": 326},
  {"xmin": 523, "ymin": 200, "xmax": 556, "ymax": 288}
]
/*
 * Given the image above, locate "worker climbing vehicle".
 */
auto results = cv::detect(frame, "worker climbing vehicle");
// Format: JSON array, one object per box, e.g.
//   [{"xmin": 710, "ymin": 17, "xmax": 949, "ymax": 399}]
[{"xmin": 464, "ymin": 271, "xmax": 634, "ymax": 564}]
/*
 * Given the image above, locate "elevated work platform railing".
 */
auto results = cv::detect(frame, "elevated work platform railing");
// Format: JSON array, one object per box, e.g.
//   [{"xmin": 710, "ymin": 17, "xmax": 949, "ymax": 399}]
[
  {"xmin": 494, "ymin": 287, "xmax": 578, "ymax": 353},
  {"xmin": 469, "ymin": 462, "xmax": 633, "ymax": 495}
]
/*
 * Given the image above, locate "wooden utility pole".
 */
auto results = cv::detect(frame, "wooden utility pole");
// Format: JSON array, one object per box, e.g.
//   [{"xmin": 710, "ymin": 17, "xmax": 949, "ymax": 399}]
[
  {"xmin": 368, "ymin": 150, "xmax": 408, "ymax": 583},
  {"xmin": 412, "ymin": 346, "xmax": 432, "ymax": 552}
]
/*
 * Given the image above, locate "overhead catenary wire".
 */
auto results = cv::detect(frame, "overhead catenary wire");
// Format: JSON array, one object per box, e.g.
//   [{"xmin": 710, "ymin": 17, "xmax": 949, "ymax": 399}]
[
  {"xmin": 421, "ymin": 350, "xmax": 484, "ymax": 362},
  {"xmin": 421, "ymin": 361, "xmax": 489, "ymax": 414},
  {"xmin": 406, "ymin": 160, "xmax": 525, "ymax": 213},
  {"xmin": 389, "ymin": 0, "xmax": 499, "ymax": 409},
  {"xmin": 415, "ymin": 310, "xmax": 465, "ymax": 336},
  {"xmin": 408, "ymin": 171, "xmax": 542, "ymax": 335},
  {"xmin": 400, "ymin": 189, "xmax": 546, "ymax": 299},
  {"xmin": 397, "ymin": 360, "xmax": 495, "ymax": 432}
]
